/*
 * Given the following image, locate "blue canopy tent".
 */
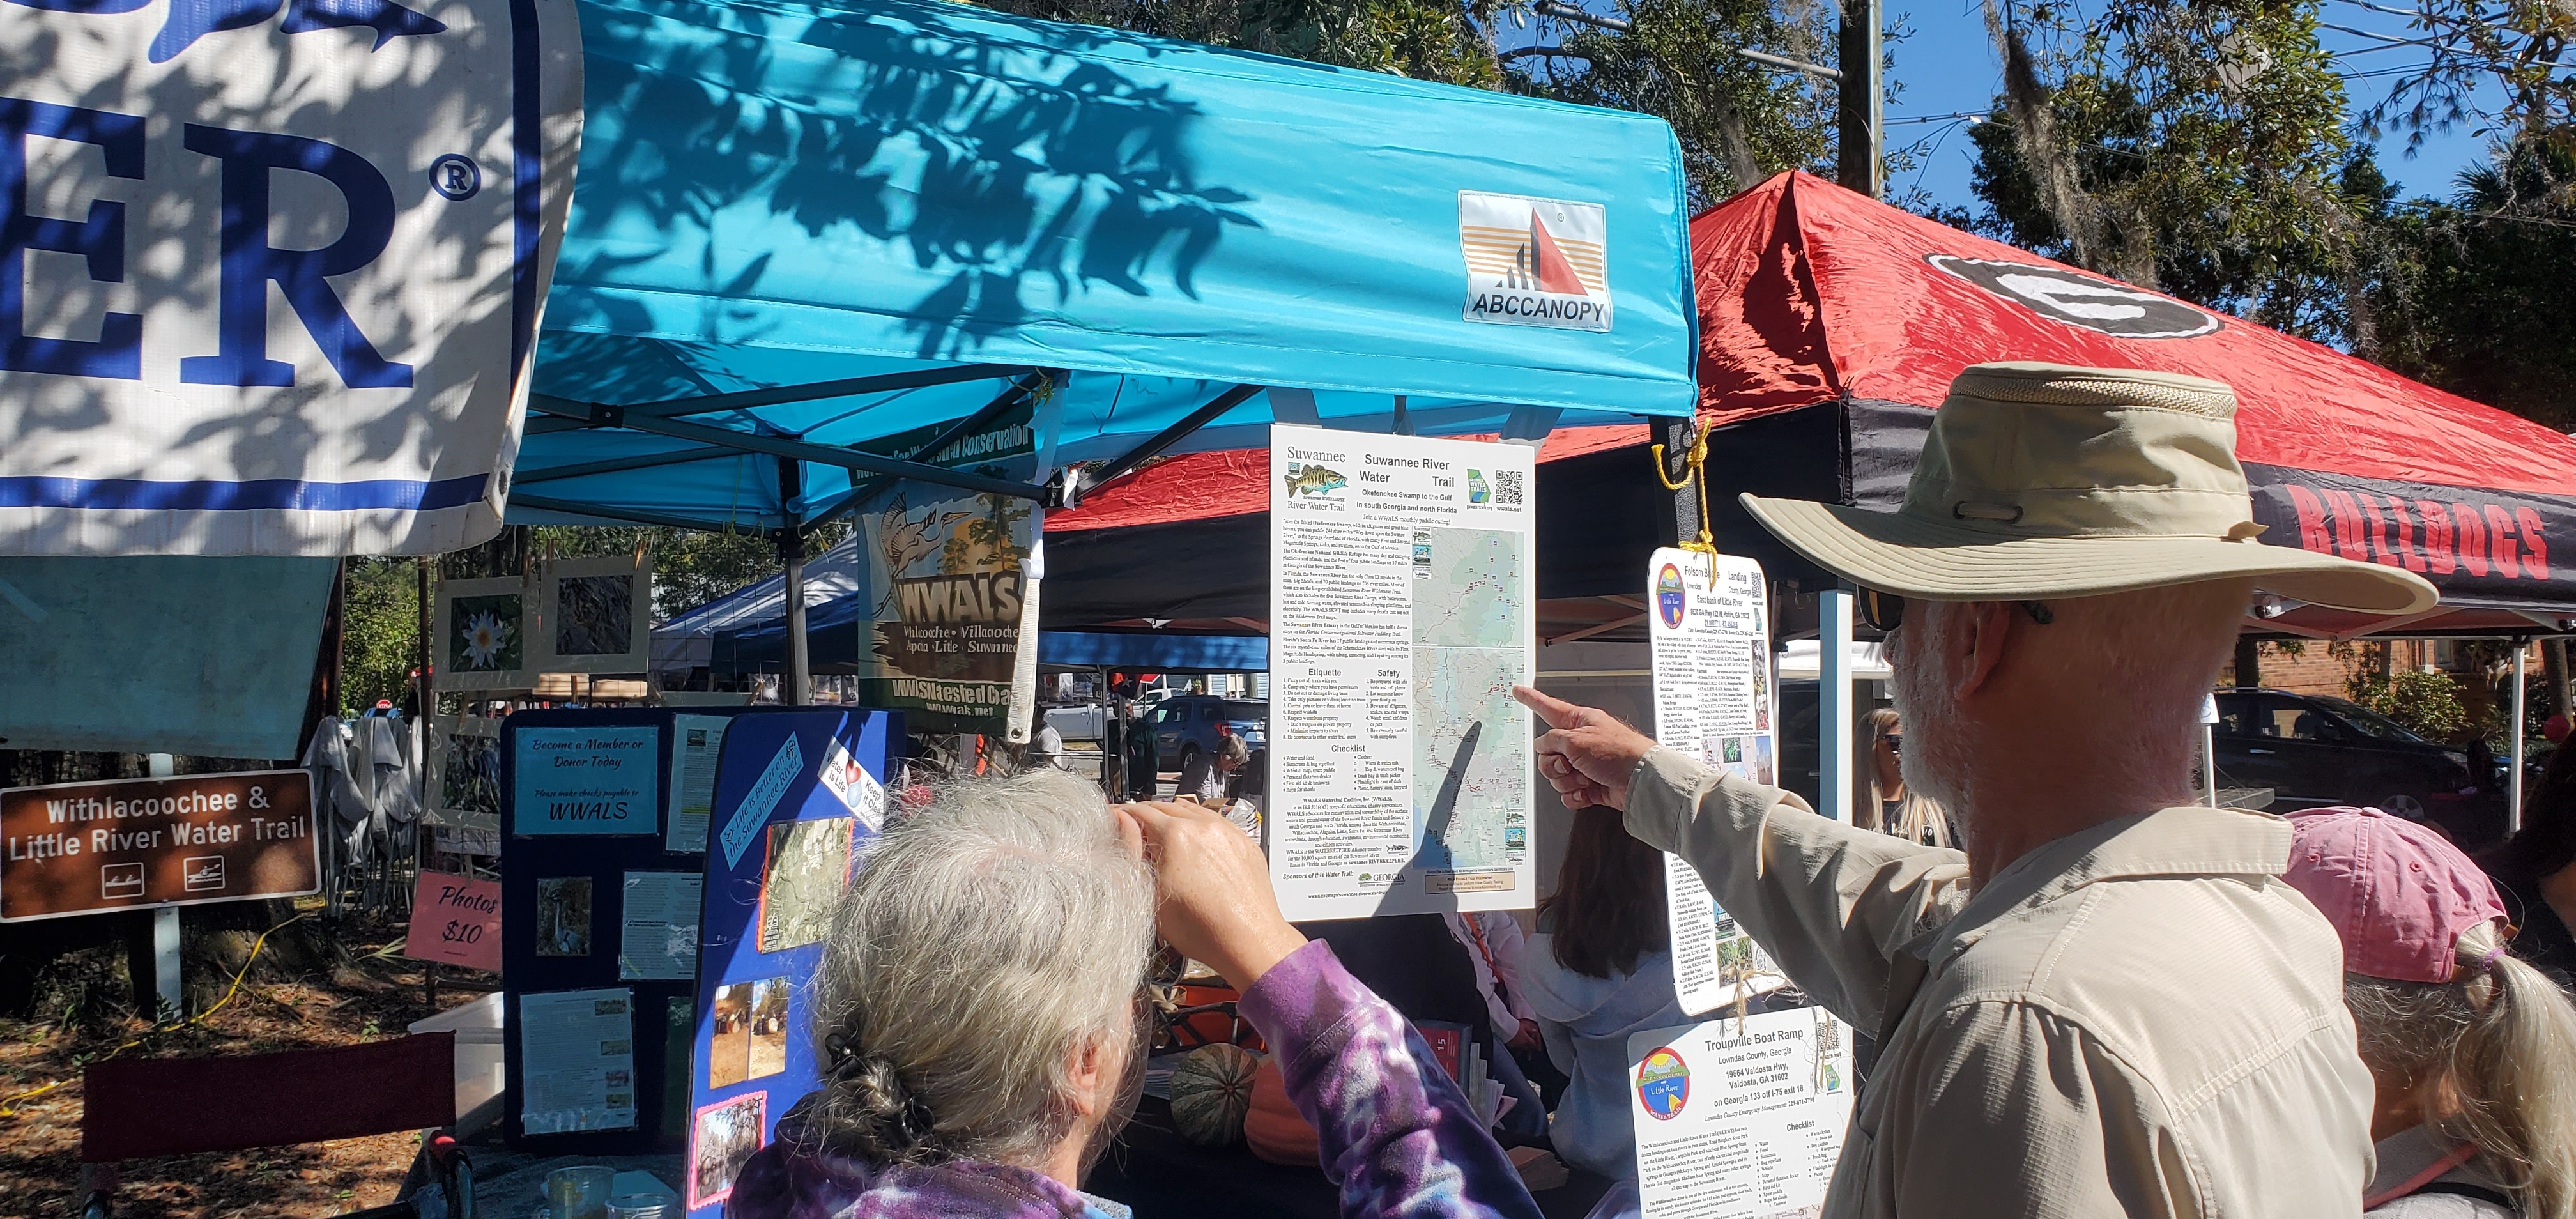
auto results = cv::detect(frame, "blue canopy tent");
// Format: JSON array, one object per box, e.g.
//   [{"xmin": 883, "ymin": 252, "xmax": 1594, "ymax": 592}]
[{"xmin": 511, "ymin": 0, "xmax": 1699, "ymax": 693}]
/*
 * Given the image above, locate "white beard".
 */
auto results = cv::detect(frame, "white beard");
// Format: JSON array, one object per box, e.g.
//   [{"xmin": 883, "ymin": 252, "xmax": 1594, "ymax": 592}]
[{"xmin": 1889, "ymin": 615, "xmax": 1971, "ymax": 834}]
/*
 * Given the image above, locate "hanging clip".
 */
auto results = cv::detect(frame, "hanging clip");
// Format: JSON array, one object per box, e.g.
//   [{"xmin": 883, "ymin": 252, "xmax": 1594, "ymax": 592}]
[{"xmin": 1648, "ymin": 424, "xmax": 1721, "ymax": 586}]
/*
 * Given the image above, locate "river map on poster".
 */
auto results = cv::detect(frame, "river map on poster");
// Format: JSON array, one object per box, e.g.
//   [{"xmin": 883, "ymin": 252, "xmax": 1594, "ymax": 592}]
[
  {"xmin": 1409, "ymin": 529, "xmax": 1529, "ymax": 877},
  {"xmin": 1269, "ymin": 425, "xmax": 1536, "ymax": 920}
]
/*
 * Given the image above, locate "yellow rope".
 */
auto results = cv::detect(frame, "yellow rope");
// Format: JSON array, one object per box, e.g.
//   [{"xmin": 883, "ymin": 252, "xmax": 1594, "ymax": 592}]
[
  {"xmin": 1648, "ymin": 425, "xmax": 1721, "ymax": 583},
  {"xmin": 0, "ymin": 911, "xmax": 307, "ymax": 1119}
]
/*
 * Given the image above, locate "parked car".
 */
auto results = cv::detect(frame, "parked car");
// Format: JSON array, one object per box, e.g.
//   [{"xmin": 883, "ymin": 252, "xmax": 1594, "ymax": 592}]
[
  {"xmin": 1144, "ymin": 694, "xmax": 1268, "ymax": 775},
  {"xmin": 2210, "ymin": 687, "xmax": 2497, "ymax": 845},
  {"xmin": 1042, "ymin": 703, "xmax": 1105, "ymax": 746}
]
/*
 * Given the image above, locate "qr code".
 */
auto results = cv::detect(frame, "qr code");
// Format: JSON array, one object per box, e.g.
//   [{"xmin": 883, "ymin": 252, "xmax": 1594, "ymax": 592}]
[{"xmin": 1493, "ymin": 469, "xmax": 1525, "ymax": 505}]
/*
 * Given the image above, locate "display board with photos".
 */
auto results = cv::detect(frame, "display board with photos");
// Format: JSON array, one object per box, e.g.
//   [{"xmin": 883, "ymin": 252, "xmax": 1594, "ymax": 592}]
[
  {"xmin": 497, "ymin": 708, "xmax": 774, "ymax": 1153},
  {"xmin": 684, "ymin": 710, "xmax": 897, "ymax": 1218}
]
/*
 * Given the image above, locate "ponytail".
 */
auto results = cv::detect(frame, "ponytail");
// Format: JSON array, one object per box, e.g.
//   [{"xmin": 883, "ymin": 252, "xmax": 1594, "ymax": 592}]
[{"xmin": 2446, "ymin": 921, "xmax": 2576, "ymax": 1219}]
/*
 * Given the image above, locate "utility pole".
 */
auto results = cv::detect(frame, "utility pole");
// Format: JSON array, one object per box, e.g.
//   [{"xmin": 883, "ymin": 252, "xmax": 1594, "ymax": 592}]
[{"xmin": 1836, "ymin": 0, "xmax": 1883, "ymax": 197}]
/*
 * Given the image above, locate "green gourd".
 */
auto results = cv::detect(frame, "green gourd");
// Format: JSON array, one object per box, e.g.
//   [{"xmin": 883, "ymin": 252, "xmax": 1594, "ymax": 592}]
[{"xmin": 1167, "ymin": 1043, "xmax": 1261, "ymax": 1147}]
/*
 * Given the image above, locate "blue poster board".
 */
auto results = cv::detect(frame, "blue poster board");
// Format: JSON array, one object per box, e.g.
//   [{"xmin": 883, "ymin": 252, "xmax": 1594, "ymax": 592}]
[{"xmin": 684, "ymin": 709, "xmax": 899, "ymax": 1216}]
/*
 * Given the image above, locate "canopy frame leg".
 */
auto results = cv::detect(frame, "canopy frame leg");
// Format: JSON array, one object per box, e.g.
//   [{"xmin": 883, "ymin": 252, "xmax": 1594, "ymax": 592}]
[
  {"xmin": 2510, "ymin": 637, "xmax": 2528, "ymax": 834},
  {"xmin": 780, "ymin": 458, "xmax": 811, "ymax": 707}
]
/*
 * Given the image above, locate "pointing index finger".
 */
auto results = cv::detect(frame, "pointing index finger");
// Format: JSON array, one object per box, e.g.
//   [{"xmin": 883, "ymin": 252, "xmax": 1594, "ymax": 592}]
[{"xmin": 1513, "ymin": 685, "xmax": 1583, "ymax": 730}]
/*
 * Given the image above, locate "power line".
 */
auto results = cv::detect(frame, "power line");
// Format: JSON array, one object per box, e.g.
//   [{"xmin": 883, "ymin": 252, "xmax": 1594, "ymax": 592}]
[
  {"xmin": 2327, "ymin": 0, "xmax": 2430, "ymax": 19},
  {"xmin": 2318, "ymin": 21, "xmax": 2447, "ymax": 48}
]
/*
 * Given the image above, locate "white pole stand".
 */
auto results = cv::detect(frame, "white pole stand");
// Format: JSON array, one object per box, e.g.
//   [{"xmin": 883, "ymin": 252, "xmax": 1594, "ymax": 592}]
[
  {"xmin": 2510, "ymin": 644, "xmax": 2529, "ymax": 835},
  {"xmin": 1819, "ymin": 589, "xmax": 1856, "ymax": 823},
  {"xmin": 148, "ymin": 753, "xmax": 182, "ymax": 1018}
]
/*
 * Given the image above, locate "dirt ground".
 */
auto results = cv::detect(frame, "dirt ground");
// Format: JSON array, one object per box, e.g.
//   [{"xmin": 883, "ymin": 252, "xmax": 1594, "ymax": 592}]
[
  {"xmin": 706, "ymin": 1024, "xmax": 749, "ymax": 1089},
  {"xmin": 0, "ymin": 906, "xmax": 489, "ymax": 1219}
]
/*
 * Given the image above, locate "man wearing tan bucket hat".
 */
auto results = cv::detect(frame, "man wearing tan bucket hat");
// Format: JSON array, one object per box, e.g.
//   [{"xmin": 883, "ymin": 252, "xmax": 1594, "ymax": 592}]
[{"xmin": 1516, "ymin": 363, "xmax": 2437, "ymax": 1218}]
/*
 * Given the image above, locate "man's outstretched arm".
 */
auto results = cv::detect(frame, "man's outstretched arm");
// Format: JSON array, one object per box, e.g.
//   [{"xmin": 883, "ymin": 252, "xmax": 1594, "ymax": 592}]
[{"xmin": 1515, "ymin": 687, "xmax": 1968, "ymax": 1032}]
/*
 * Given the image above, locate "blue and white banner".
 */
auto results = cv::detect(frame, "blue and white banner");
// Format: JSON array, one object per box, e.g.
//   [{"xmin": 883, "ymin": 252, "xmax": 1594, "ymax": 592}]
[{"xmin": 0, "ymin": 0, "xmax": 581, "ymax": 555}]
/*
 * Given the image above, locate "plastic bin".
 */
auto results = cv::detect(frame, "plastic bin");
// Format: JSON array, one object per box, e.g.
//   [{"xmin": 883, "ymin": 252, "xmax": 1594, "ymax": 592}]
[{"xmin": 408, "ymin": 990, "xmax": 504, "ymax": 1135}]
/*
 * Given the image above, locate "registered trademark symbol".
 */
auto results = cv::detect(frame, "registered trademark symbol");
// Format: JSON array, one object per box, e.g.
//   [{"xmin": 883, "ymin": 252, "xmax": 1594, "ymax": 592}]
[{"xmin": 429, "ymin": 154, "xmax": 480, "ymax": 201}]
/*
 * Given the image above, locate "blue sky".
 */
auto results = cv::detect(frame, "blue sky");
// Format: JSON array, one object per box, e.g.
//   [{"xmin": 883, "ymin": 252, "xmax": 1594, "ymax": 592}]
[{"xmin": 1886, "ymin": 0, "xmax": 2508, "ymax": 217}]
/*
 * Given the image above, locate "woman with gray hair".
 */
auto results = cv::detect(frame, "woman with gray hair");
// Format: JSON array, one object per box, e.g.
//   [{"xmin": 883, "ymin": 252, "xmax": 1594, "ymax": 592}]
[{"xmin": 726, "ymin": 768, "xmax": 1541, "ymax": 1219}]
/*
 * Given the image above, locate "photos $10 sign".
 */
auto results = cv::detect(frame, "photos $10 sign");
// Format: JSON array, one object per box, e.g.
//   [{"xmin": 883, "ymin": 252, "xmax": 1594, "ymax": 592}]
[{"xmin": 0, "ymin": 0, "xmax": 581, "ymax": 555}]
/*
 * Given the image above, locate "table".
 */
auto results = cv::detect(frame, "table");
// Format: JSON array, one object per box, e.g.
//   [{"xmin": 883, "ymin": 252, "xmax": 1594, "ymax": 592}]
[{"xmin": 1087, "ymin": 1097, "xmax": 1616, "ymax": 1218}]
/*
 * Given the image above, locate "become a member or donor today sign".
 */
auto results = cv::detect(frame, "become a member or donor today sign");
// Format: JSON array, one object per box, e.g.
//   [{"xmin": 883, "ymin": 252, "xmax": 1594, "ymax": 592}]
[
  {"xmin": 515, "ymin": 726, "xmax": 661, "ymax": 836},
  {"xmin": 0, "ymin": 770, "xmax": 318, "ymax": 921}
]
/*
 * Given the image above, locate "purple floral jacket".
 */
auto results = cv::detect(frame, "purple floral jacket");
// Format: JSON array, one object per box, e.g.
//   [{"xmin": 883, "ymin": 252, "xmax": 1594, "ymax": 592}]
[{"xmin": 726, "ymin": 940, "xmax": 1540, "ymax": 1219}]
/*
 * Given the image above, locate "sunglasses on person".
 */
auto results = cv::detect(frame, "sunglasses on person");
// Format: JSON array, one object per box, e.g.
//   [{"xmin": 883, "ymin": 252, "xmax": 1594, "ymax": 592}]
[{"xmin": 1855, "ymin": 588, "xmax": 2054, "ymax": 632}]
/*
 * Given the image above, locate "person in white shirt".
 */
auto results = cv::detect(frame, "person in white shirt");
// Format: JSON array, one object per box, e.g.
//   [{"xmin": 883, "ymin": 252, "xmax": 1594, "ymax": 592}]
[{"xmin": 1441, "ymin": 910, "xmax": 1537, "ymax": 1054}]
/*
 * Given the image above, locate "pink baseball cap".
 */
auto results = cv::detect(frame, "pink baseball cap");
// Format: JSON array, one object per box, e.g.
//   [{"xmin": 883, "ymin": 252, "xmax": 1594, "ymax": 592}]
[{"xmin": 2281, "ymin": 806, "xmax": 2508, "ymax": 983}]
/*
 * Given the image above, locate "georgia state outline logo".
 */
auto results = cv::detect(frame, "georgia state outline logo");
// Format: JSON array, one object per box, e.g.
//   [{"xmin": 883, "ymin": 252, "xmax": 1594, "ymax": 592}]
[{"xmin": 1926, "ymin": 254, "xmax": 2221, "ymax": 340}]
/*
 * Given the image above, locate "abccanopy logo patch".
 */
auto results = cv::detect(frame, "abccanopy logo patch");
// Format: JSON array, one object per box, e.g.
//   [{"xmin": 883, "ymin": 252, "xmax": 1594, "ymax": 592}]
[{"xmin": 1459, "ymin": 191, "xmax": 1611, "ymax": 333}]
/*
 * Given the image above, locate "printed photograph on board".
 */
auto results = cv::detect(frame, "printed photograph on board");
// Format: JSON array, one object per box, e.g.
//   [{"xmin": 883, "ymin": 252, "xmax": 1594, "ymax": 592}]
[
  {"xmin": 758, "ymin": 817, "xmax": 855, "ymax": 953},
  {"xmin": 431, "ymin": 578, "xmax": 533, "ymax": 691},
  {"xmin": 436, "ymin": 723, "xmax": 502, "ymax": 818},
  {"xmin": 555, "ymin": 574, "xmax": 636, "ymax": 657},
  {"xmin": 688, "ymin": 1091, "xmax": 766, "ymax": 1210},
  {"xmin": 448, "ymin": 593, "xmax": 523, "ymax": 675},
  {"xmin": 533, "ymin": 877, "xmax": 593, "ymax": 956},
  {"xmin": 532, "ymin": 556, "xmax": 653, "ymax": 673},
  {"xmin": 747, "ymin": 976, "xmax": 790, "ymax": 1080},
  {"xmin": 709, "ymin": 981, "xmax": 753, "ymax": 1089}
]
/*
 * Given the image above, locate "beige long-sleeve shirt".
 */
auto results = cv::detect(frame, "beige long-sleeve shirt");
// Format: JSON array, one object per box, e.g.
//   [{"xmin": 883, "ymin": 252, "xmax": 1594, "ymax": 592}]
[{"xmin": 1626, "ymin": 746, "xmax": 2373, "ymax": 1218}]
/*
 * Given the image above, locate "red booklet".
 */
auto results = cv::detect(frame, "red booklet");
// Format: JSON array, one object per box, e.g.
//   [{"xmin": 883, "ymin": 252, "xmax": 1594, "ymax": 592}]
[{"xmin": 1413, "ymin": 1020, "xmax": 1469, "ymax": 1085}]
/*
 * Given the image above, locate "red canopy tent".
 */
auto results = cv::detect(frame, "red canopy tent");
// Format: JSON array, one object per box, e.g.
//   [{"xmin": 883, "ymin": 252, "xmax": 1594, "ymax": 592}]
[
  {"xmin": 1692, "ymin": 171, "xmax": 2576, "ymax": 639},
  {"xmin": 1041, "ymin": 171, "xmax": 2576, "ymax": 643},
  {"xmin": 1038, "ymin": 425, "xmax": 1664, "ymax": 636}
]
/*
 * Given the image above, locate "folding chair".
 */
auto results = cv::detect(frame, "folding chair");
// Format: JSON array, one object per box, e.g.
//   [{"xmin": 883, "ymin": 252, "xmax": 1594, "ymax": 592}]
[{"xmin": 80, "ymin": 1032, "xmax": 471, "ymax": 1219}]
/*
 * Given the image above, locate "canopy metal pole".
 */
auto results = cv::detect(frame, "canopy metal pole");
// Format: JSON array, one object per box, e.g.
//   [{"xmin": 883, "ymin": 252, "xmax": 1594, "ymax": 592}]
[
  {"xmin": 2510, "ymin": 638, "xmax": 2528, "ymax": 834},
  {"xmin": 2202, "ymin": 726, "xmax": 2220, "ymax": 808},
  {"xmin": 1100, "ymin": 664, "xmax": 1118, "ymax": 797},
  {"xmin": 779, "ymin": 458, "xmax": 811, "ymax": 707},
  {"xmin": 1079, "ymin": 384, "xmax": 1263, "ymax": 495},
  {"xmin": 782, "ymin": 537, "xmax": 810, "ymax": 706},
  {"xmin": 1820, "ymin": 589, "xmax": 1856, "ymax": 822}
]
